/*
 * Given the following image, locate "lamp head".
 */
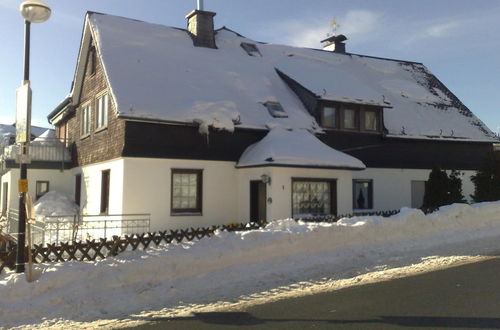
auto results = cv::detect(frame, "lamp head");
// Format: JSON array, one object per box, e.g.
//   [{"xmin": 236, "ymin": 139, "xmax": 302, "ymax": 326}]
[{"xmin": 20, "ymin": 1, "xmax": 51, "ymax": 23}]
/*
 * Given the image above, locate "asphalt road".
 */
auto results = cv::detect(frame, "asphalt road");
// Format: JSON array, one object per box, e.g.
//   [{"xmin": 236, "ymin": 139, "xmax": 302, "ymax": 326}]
[{"xmin": 130, "ymin": 257, "xmax": 500, "ymax": 329}]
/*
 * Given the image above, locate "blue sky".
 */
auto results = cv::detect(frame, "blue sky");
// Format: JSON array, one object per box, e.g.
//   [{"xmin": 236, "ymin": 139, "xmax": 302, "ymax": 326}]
[{"xmin": 0, "ymin": 0, "xmax": 499, "ymax": 133}]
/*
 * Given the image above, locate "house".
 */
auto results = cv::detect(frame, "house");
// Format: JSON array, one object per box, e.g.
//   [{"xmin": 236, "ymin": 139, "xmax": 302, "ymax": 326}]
[
  {"xmin": 37, "ymin": 8, "xmax": 497, "ymax": 231},
  {"xmin": 0, "ymin": 124, "xmax": 72, "ymax": 216}
]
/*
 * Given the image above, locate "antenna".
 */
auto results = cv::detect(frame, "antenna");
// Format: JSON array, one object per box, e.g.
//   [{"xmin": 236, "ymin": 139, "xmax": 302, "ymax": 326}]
[
  {"xmin": 197, "ymin": 0, "xmax": 204, "ymax": 10},
  {"xmin": 330, "ymin": 18, "xmax": 340, "ymax": 36}
]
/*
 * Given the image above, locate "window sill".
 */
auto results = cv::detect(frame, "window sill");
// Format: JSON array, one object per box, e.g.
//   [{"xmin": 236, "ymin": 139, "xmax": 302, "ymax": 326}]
[
  {"xmin": 171, "ymin": 212, "xmax": 202, "ymax": 217},
  {"xmin": 95, "ymin": 126, "xmax": 108, "ymax": 134},
  {"xmin": 80, "ymin": 133, "xmax": 91, "ymax": 141}
]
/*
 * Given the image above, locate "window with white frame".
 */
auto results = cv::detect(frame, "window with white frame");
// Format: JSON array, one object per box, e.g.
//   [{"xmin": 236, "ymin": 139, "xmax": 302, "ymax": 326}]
[
  {"xmin": 81, "ymin": 104, "xmax": 91, "ymax": 136},
  {"xmin": 96, "ymin": 93, "xmax": 108, "ymax": 129}
]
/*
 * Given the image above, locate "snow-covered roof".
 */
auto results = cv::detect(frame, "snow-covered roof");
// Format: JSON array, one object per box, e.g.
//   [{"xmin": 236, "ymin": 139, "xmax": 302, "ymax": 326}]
[
  {"xmin": 0, "ymin": 124, "xmax": 48, "ymax": 142},
  {"xmin": 82, "ymin": 13, "xmax": 495, "ymax": 142},
  {"xmin": 237, "ymin": 127, "xmax": 366, "ymax": 170}
]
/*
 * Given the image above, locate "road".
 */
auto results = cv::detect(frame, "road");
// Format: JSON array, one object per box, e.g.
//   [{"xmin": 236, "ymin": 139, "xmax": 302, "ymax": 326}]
[{"xmin": 131, "ymin": 257, "xmax": 500, "ymax": 329}]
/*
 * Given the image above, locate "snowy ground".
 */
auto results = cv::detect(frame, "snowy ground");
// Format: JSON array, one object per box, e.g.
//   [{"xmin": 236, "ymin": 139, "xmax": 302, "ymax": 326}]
[{"xmin": 1, "ymin": 202, "xmax": 500, "ymax": 329}]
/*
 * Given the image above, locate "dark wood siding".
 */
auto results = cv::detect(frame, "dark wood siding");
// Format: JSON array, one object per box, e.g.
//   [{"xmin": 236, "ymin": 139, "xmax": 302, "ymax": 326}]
[
  {"xmin": 59, "ymin": 38, "xmax": 125, "ymax": 167},
  {"xmin": 123, "ymin": 121, "xmax": 266, "ymax": 161},
  {"xmin": 123, "ymin": 121, "xmax": 491, "ymax": 170}
]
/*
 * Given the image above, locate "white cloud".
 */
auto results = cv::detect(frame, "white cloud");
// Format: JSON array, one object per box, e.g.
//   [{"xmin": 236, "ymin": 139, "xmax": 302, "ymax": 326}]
[
  {"xmin": 338, "ymin": 10, "xmax": 381, "ymax": 37},
  {"xmin": 425, "ymin": 21, "xmax": 460, "ymax": 38}
]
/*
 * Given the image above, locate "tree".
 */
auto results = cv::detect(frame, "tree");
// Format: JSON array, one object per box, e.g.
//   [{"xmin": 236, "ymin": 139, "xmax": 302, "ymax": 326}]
[
  {"xmin": 422, "ymin": 166, "xmax": 464, "ymax": 210},
  {"xmin": 471, "ymin": 151, "xmax": 500, "ymax": 202}
]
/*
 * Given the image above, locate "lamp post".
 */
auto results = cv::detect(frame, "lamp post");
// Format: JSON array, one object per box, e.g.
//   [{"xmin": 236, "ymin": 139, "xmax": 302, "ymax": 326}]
[{"xmin": 15, "ymin": 1, "xmax": 51, "ymax": 274}]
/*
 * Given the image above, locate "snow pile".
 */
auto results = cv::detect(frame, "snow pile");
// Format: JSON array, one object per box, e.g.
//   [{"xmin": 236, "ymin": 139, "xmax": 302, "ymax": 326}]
[
  {"xmin": 1, "ymin": 202, "xmax": 499, "ymax": 328},
  {"xmin": 237, "ymin": 127, "xmax": 365, "ymax": 169},
  {"xmin": 34, "ymin": 191, "xmax": 79, "ymax": 218}
]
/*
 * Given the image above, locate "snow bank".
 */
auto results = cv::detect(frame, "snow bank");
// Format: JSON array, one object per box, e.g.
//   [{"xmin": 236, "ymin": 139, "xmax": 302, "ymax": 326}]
[
  {"xmin": 34, "ymin": 191, "xmax": 79, "ymax": 218},
  {"xmin": 1, "ymin": 202, "xmax": 500, "ymax": 328}
]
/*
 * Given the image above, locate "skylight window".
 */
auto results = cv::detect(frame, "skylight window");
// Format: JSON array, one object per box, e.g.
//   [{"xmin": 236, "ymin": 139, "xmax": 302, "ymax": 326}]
[
  {"xmin": 263, "ymin": 101, "xmax": 288, "ymax": 118},
  {"xmin": 240, "ymin": 42, "xmax": 262, "ymax": 57}
]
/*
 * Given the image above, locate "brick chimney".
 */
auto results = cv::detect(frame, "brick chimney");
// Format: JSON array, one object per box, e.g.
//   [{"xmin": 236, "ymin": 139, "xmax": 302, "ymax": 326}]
[
  {"xmin": 321, "ymin": 34, "xmax": 347, "ymax": 54},
  {"xmin": 186, "ymin": 2, "xmax": 217, "ymax": 49}
]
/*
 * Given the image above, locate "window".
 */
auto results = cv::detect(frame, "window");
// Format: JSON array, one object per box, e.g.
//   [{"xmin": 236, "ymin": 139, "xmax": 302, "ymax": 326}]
[
  {"xmin": 171, "ymin": 169, "xmax": 202, "ymax": 214},
  {"xmin": 364, "ymin": 110, "xmax": 378, "ymax": 131},
  {"xmin": 343, "ymin": 108, "xmax": 357, "ymax": 129},
  {"xmin": 100, "ymin": 170, "xmax": 110, "ymax": 214},
  {"xmin": 319, "ymin": 102, "xmax": 381, "ymax": 132},
  {"xmin": 88, "ymin": 46, "xmax": 96, "ymax": 75},
  {"xmin": 263, "ymin": 101, "xmax": 288, "ymax": 118},
  {"xmin": 75, "ymin": 174, "xmax": 82, "ymax": 207},
  {"xmin": 292, "ymin": 179, "xmax": 336, "ymax": 217},
  {"xmin": 240, "ymin": 42, "xmax": 262, "ymax": 57},
  {"xmin": 81, "ymin": 104, "xmax": 92, "ymax": 136},
  {"xmin": 96, "ymin": 93, "xmax": 108, "ymax": 129},
  {"xmin": 353, "ymin": 180, "xmax": 373, "ymax": 209},
  {"xmin": 321, "ymin": 106, "xmax": 337, "ymax": 128},
  {"xmin": 36, "ymin": 181, "xmax": 49, "ymax": 200}
]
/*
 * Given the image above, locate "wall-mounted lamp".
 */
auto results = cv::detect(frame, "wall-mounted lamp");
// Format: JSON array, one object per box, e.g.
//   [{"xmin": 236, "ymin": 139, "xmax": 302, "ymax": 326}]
[{"xmin": 261, "ymin": 174, "xmax": 271, "ymax": 185}]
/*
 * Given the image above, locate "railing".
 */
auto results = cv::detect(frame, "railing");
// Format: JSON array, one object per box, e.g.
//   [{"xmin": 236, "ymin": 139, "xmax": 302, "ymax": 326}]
[
  {"xmin": 0, "ymin": 138, "xmax": 71, "ymax": 164},
  {"xmin": 4, "ymin": 210, "xmax": 150, "ymax": 246}
]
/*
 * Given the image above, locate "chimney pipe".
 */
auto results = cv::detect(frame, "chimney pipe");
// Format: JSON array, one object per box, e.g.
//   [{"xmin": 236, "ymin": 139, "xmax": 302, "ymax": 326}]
[{"xmin": 197, "ymin": 0, "xmax": 204, "ymax": 10}]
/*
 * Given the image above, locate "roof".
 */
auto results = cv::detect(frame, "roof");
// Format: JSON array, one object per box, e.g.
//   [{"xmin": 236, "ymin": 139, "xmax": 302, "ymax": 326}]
[
  {"xmin": 236, "ymin": 127, "xmax": 366, "ymax": 170},
  {"xmin": 0, "ymin": 124, "xmax": 49, "ymax": 141},
  {"xmin": 67, "ymin": 12, "xmax": 495, "ymax": 142}
]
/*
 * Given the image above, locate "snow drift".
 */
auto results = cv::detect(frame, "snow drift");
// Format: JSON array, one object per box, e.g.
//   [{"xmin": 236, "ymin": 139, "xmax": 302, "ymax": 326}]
[{"xmin": 1, "ymin": 202, "xmax": 499, "ymax": 328}]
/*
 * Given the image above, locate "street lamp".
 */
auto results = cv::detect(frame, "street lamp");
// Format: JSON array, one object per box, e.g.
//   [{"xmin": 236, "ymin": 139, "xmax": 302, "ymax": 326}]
[{"xmin": 15, "ymin": 1, "xmax": 51, "ymax": 274}]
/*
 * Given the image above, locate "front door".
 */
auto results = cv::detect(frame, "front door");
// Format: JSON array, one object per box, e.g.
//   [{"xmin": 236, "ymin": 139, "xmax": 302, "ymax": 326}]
[{"xmin": 250, "ymin": 180, "xmax": 266, "ymax": 222}]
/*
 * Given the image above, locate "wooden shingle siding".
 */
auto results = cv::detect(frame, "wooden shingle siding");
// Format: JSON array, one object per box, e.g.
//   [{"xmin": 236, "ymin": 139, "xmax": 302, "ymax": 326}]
[{"xmin": 64, "ymin": 38, "xmax": 125, "ymax": 167}]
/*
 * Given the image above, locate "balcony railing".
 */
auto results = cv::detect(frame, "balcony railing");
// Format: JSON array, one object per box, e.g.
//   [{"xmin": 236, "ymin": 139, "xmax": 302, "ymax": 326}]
[{"xmin": 0, "ymin": 137, "xmax": 71, "ymax": 165}]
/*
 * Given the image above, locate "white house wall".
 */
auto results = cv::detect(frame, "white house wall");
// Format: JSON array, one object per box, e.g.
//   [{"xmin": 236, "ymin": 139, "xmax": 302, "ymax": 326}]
[
  {"xmin": 1, "ymin": 169, "xmax": 73, "ymax": 212},
  {"xmin": 253, "ymin": 167, "xmax": 353, "ymax": 220},
  {"xmin": 75, "ymin": 159, "xmax": 125, "ymax": 215},
  {"xmin": 1, "ymin": 171, "xmax": 13, "ymax": 213},
  {"xmin": 353, "ymin": 168, "xmax": 476, "ymax": 211},
  {"xmin": 121, "ymin": 158, "xmax": 238, "ymax": 231}
]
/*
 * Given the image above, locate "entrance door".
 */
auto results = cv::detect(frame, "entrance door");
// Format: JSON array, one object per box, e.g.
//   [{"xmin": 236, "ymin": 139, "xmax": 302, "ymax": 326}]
[
  {"xmin": 1, "ymin": 182, "xmax": 8, "ymax": 215},
  {"xmin": 411, "ymin": 180, "xmax": 426, "ymax": 208},
  {"xmin": 250, "ymin": 180, "xmax": 266, "ymax": 222}
]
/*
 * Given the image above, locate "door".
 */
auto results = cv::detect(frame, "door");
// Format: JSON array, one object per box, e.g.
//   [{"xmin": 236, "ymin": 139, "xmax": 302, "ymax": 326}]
[
  {"xmin": 1, "ymin": 182, "xmax": 8, "ymax": 215},
  {"xmin": 250, "ymin": 180, "xmax": 266, "ymax": 222},
  {"xmin": 100, "ymin": 170, "xmax": 110, "ymax": 214},
  {"xmin": 411, "ymin": 180, "xmax": 426, "ymax": 208}
]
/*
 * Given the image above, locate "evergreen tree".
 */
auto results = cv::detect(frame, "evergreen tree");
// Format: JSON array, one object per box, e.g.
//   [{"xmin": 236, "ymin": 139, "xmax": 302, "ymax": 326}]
[
  {"xmin": 422, "ymin": 166, "xmax": 465, "ymax": 209},
  {"xmin": 471, "ymin": 152, "xmax": 500, "ymax": 202},
  {"xmin": 448, "ymin": 170, "xmax": 465, "ymax": 204}
]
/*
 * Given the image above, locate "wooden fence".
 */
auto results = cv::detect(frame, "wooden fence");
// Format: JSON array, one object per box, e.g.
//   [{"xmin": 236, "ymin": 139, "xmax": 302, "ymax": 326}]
[
  {"xmin": 0, "ymin": 222, "xmax": 263, "ymax": 272},
  {"xmin": 0, "ymin": 210, "xmax": 406, "ymax": 274}
]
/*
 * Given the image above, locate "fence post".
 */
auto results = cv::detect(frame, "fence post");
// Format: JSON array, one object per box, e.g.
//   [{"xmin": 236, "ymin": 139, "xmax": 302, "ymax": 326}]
[{"xmin": 54, "ymin": 220, "xmax": 59, "ymax": 245}]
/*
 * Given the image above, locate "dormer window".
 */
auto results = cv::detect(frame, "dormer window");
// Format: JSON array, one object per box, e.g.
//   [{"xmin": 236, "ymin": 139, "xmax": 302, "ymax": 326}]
[
  {"xmin": 264, "ymin": 101, "xmax": 288, "ymax": 118},
  {"xmin": 320, "ymin": 102, "xmax": 381, "ymax": 133},
  {"xmin": 364, "ymin": 110, "xmax": 378, "ymax": 131},
  {"xmin": 321, "ymin": 106, "xmax": 337, "ymax": 128},
  {"xmin": 342, "ymin": 108, "xmax": 357, "ymax": 129},
  {"xmin": 241, "ymin": 42, "xmax": 262, "ymax": 57}
]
